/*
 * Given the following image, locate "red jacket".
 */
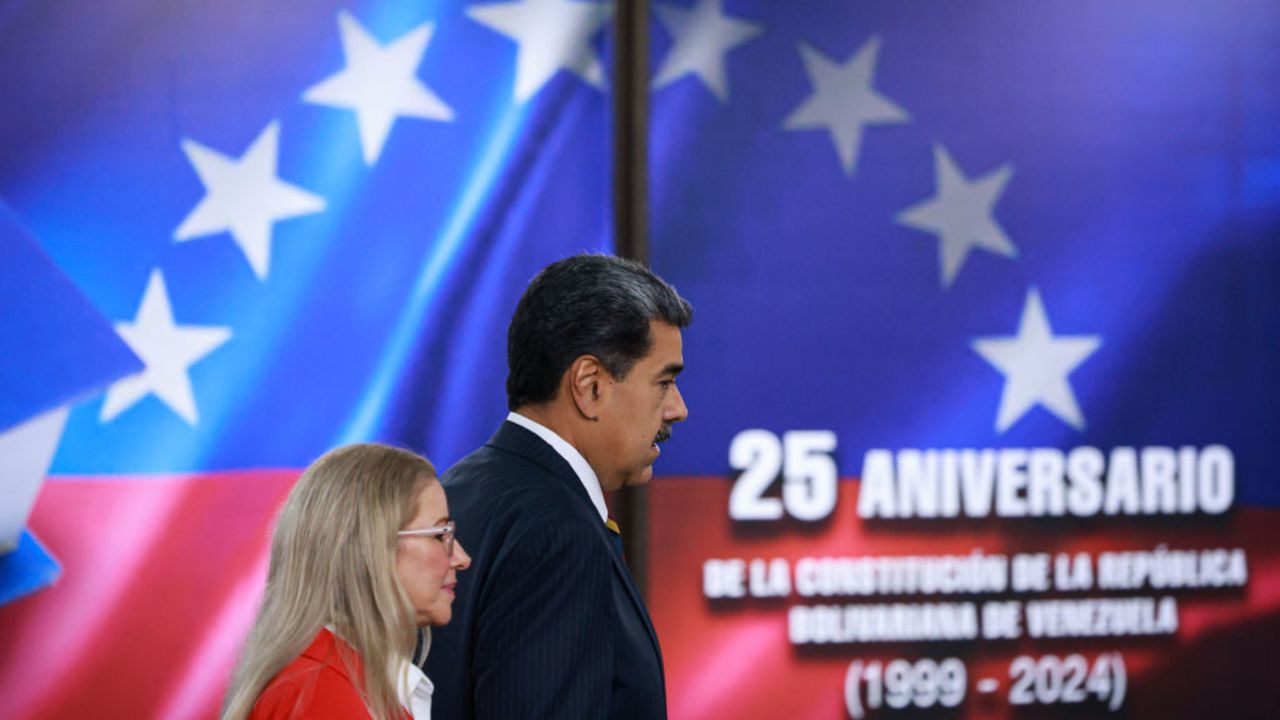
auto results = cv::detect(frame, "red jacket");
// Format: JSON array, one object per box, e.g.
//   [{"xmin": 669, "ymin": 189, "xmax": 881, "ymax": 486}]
[{"xmin": 249, "ymin": 629, "xmax": 411, "ymax": 720}]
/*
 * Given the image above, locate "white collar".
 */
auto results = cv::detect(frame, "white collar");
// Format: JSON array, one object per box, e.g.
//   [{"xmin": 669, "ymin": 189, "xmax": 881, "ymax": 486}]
[
  {"xmin": 506, "ymin": 411, "xmax": 608, "ymax": 522},
  {"xmin": 395, "ymin": 658, "xmax": 433, "ymax": 720}
]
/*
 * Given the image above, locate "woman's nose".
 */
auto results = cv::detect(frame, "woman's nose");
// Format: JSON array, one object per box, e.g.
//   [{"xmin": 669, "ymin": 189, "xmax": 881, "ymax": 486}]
[{"xmin": 452, "ymin": 540, "xmax": 472, "ymax": 569}]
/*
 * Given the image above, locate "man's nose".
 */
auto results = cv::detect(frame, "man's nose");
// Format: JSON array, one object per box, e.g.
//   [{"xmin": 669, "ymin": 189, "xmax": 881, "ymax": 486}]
[{"xmin": 665, "ymin": 384, "xmax": 688, "ymax": 423}]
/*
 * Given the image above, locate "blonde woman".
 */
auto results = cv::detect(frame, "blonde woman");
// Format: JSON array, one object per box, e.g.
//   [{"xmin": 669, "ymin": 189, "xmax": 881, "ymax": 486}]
[{"xmin": 223, "ymin": 443, "xmax": 471, "ymax": 720}]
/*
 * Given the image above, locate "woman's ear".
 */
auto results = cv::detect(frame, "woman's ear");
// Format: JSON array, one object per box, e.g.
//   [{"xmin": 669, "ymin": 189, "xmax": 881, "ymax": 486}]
[{"xmin": 567, "ymin": 354, "xmax": 603, "ymax": 421}]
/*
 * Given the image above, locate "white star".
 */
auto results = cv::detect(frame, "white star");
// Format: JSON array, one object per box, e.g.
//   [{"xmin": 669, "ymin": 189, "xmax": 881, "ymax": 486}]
[
  {"xmin": 898, "ymin": 144, "xmax": 1017, "ymax": 288},
  {"xmin": 652, "ymin": 0, "xmax": 762, "ymax": 102},
  {"xmin": 972, "ymin": 288, "xmax": 1101, "ymax": 433},
  {"xmin": 304, "ymin": 11, "xmax": 455, "ymax": 165},
  {"xmin": 467, "ymin": 0, "xmax": 613, "ymax": 104},
  {"xmin": 782, "ymin": 36, "xmax": 909, "ymax": 176},
  {"xmin": 174, "ymin": 122, "xmax": 326, "ymax": 280},
  {"xmin": 100, "ymin": 271, "xmax": 232, "ymax": 425}
]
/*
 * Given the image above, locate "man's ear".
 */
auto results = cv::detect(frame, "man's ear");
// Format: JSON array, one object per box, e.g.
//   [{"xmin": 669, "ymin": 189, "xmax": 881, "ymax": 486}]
[{"xmin": 567, "ymin": 355, "xmax": 604, "ymax": 421}]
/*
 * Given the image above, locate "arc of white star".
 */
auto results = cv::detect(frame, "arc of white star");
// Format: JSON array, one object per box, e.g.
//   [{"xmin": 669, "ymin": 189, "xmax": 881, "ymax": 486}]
[
  {"xmin": 303, "ymin": 11, "xmax": 455, "ymax": 165},
  {"xmin": 467, "ymin": 0, "xmax": 614, "ymax": 104},
  {"xmin": 972, "ymin": 288, "xmax": 1101, "ymax": 433},
  {"xmin": 173, "ymin": 121, "xmax": 326, "ymax": 280},
  {"xmin": 782, "ymin": 36, "xmax": 909, "ymax": 177},
  {"xmin": 898, "ymin": 144, "xmax": 1017, "ymax": 288},
  {"xmin": 652, "ymin": 0, "xmax": 763, "ymax": 102},
  {"xmin": 100, "ymin": 270, "xmax": 232, "ymax": 425}
]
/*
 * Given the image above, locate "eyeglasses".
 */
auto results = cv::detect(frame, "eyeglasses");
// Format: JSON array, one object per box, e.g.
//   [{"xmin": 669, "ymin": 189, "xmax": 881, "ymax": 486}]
[{"xmin": 397, "ymin": 520, "xmax": 457, "ymax": 557}]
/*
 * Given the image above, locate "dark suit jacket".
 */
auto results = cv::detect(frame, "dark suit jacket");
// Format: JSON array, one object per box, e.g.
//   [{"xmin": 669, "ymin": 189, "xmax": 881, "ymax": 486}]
[{"xmin": 424, "ymin": 421, "xmax": 666, "ymax": 719}]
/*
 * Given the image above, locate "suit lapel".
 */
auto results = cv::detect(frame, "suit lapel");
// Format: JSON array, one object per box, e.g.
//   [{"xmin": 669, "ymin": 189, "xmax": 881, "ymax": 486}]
[
  {"xmin": 488, "ymin": 421, "xmax": 665, "ymax": 669},
  {"xmin": 608, "ymin": 541, "xmax": 665, "ymax": 670}
]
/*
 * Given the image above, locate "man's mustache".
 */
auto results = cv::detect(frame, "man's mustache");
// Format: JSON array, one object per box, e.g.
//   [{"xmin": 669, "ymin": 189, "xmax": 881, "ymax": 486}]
[{"xmin": 654, "ymin": 426, "xmax": 672, "ymax": 444}]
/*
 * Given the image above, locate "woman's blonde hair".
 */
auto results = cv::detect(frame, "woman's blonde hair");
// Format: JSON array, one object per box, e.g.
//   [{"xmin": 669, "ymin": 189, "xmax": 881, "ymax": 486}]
[{"xmin": 222, "ymin": 443, "xmax": 436, "ymax": 720}]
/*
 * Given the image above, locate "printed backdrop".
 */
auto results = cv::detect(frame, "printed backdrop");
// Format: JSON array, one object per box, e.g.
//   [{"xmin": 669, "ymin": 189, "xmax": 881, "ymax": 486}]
[
  {"xmin": 645, "ymin": 1, "xmax": 1280, "ymax": 719},
  {"xmin": 1, "ymin": 1, "xmax": 1278, "ymax": 719},
  {"xmin": 0, "ymin": 0, "xmax": 612, "ymax": 717}
]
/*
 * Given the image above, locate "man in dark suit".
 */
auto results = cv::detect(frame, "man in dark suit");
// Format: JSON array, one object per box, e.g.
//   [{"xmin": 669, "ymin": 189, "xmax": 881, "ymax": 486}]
[{"xmin": 425, "ymin": 254, "xmax": 691, "ymax": 719}]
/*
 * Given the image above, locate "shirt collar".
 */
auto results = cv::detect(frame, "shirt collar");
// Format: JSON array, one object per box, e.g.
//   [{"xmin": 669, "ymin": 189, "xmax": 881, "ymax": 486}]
[
  {"xmin": 506, "ymin": 411, "xmax": 608, "ymax": 522},
  {"xmin": 395, "ymin": 659, "xmax": 433, "ymax": 720}
]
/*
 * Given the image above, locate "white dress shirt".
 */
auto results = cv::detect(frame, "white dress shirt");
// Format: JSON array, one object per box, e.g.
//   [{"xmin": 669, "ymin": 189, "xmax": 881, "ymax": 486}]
[
  {"xmin": 395, "ymin": 658, "xmax": 434, "ymax": 720},
  {"xmin": 506, "ymin": 411, "xmax": 608, "ymax": 522}
]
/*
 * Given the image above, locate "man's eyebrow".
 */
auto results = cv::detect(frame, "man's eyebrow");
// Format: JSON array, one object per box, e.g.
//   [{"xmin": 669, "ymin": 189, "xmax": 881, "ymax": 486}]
[
  {"xmin": 435, "ymin": 515, "xmax": 451, "ymax": 525},
  {"xmin": 658, "ymin": 362, "xmax": 684, "ymax": 378}
]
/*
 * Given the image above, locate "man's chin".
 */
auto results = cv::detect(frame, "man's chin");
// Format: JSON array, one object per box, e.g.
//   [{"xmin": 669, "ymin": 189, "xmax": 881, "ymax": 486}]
[
  {"xmin": 634, "ymin": 461, "xmax": 655, "ymax": 484},
  {"xmin": 625, "ymin": 464, "xmax": 655, "ymax": 487}
]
